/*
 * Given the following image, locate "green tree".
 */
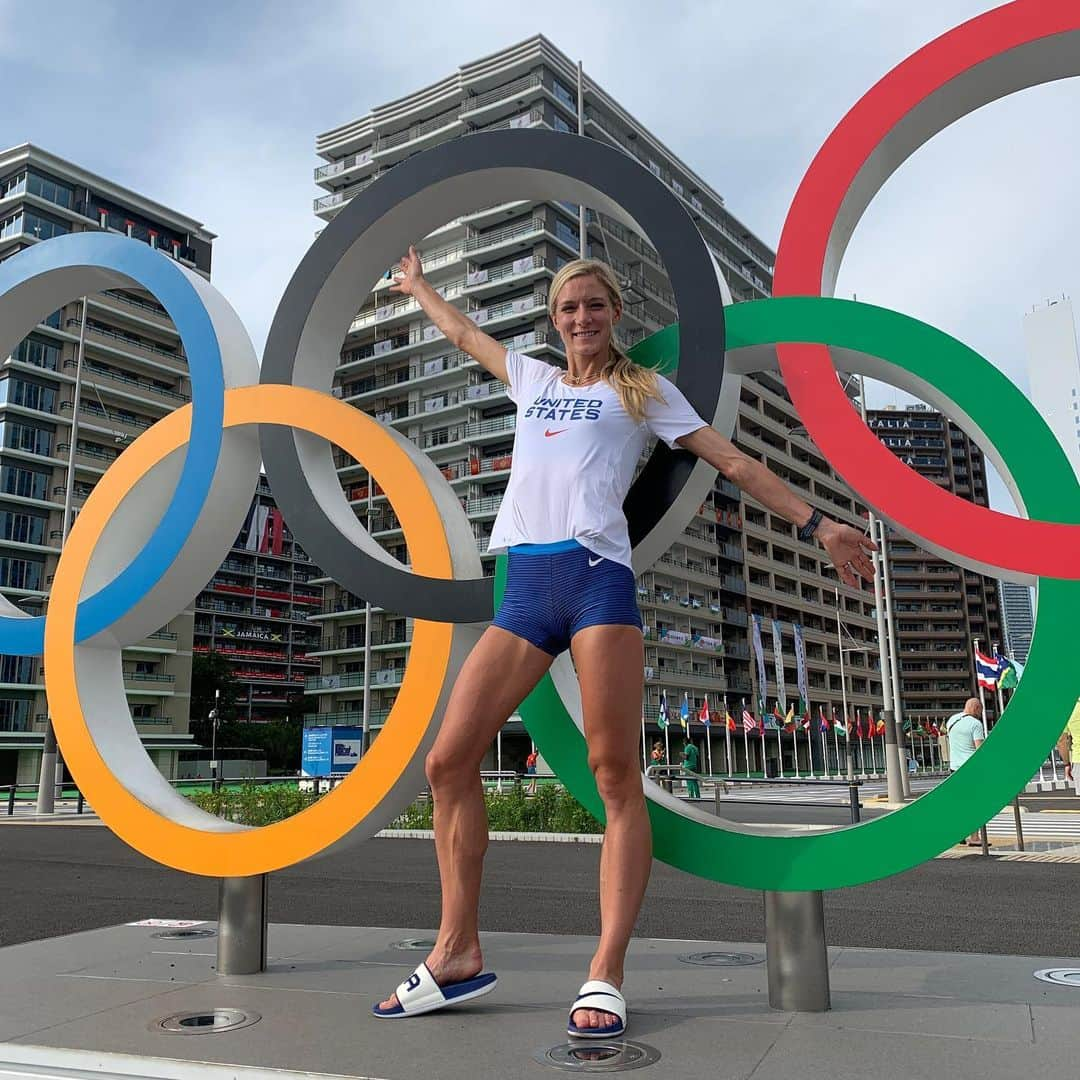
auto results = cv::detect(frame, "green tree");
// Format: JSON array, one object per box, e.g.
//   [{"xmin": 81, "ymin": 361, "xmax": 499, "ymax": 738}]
[{"xmin": 190, "ymin": 650, "xmax": 238, "ymax": 724}]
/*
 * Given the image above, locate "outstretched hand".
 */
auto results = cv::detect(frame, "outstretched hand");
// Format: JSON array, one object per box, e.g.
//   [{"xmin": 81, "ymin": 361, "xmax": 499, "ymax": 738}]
[
  {"xmin": 389, "ymin": 245, "xmax": 424, "ymax": 296},
  {"xmin": 816, "ymin": 520, "xmax": 877, "ymax": 589}
]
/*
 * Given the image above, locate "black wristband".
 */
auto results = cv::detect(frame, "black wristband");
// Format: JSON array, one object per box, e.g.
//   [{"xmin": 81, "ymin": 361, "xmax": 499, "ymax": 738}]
[{"xmin": 797, "ymin": 508, "xmax": 823, "ymax": 543}]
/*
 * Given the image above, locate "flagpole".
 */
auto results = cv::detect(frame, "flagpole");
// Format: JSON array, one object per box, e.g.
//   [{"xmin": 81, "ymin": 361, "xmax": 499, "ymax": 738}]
[
  {"xmin": 973, "ymin": 637, "xmax": 989, "ymax": 737},
  {"xmin": 992, "ymin": 640, "xmax": 1006, "ymax": 724},
  {"xmin": 775, "ymin": 721, "xmax": 784, "ymax": 778},
  {"xmin": 724, "ymin": 697, "xmax": 733, "ymax": 776},
  {"xmin": 641, "ymin": 710, "xmax": 647, "ymax": 772},
  {"xmin": 742, "ymin": 698, "xmax": 750, "ymax": 778},
  {"xmin": 832, "ymin": 711, "xmax": 840, "ymax": 774},
  {"xmin": 804, "ymin": 711, "xmax": 813, "ymax": 777}
]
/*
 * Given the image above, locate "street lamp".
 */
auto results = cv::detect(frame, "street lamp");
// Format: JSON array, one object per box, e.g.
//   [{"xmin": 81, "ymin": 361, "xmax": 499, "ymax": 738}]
[{"xmin": 209, "ymin": 688, "xmax": 221, "ymax": 792}]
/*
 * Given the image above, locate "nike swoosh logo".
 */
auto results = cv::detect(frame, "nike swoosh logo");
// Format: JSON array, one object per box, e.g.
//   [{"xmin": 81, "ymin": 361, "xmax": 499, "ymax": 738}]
[
  {"xmin": 588, "ymin": 557, "xmax": 603, "ymax": 567},
  {"xmin": 544, "ymin": 428, "xmax": 568, "ymax": 437}
]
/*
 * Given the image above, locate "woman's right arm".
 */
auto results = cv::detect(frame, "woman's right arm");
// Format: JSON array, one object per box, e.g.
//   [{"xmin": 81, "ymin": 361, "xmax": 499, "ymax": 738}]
[{"xmin": 390, "ymin": 246, "xmax": 509, "ymax": 383}]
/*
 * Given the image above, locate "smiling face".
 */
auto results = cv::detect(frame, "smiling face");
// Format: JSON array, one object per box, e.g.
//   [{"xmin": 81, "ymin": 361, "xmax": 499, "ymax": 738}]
[{"xmin": 551, "ymin": 273, "xmax": 620, "ymax": 365}]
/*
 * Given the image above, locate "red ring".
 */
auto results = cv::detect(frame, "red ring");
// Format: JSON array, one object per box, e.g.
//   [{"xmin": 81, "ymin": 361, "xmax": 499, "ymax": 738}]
[{"xmin": 773, "ymin": 0, "xmax": 1080, "ymax": 577}]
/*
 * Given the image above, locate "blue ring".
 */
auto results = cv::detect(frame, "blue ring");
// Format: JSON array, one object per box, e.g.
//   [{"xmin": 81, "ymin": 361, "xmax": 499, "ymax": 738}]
[{"xmin": 0, "ymin": 233, "xmax": 224, "ymax": 653}]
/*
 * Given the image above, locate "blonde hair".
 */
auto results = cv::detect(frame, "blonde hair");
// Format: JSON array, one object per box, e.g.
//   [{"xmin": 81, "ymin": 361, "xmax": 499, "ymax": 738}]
[{"xmin": 548, "ymin": 258, "xmax": 663, "ymax": 423}]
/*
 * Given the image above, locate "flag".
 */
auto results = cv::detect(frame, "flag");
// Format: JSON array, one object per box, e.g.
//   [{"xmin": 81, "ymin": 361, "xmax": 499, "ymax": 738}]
[
  {"xmin": 833, "ymin": 708, "xmax": 848, "ymax": 738},
  {"xmin": 742, "ymin": 708, "xmax": 758, "ymax": 733},
  {"xmin": 793, "ymin": 623, "xmax": 810, "ymax": 714},
  {"xmin": 726, "ymin": 708, "xmax": 737, "ymax": 732},
  {"xmin": 658, "ymin": 691, "xmax": 668, "ymax": 730},
  {"xmin": 783, "ymin": 702, "xmax": 797, "ymax": 733},
  {"xmin": 680, "ymin": 692, "xmax": 690, "ymax": 732},
  {"xmin": 974, "ymin": 647, "xmax": 999, "ymax": 690},
  {"xmin": 996, "ymin": 654, "xmax": 1023, "ymax": 690},
  {"xmin": 699, "ymin": 695, "xmax": 711, "ymax": 727},
  {"xmin": 854, "ymin": 709, "xmax": 864, "ymax": 739},
  {"xmin": 751, "ymin": 615, "xmax": 768, "ymax": 716},
  {"xmin": 818, "ymin": 705, "xmax": 831, "ymax": 733}
]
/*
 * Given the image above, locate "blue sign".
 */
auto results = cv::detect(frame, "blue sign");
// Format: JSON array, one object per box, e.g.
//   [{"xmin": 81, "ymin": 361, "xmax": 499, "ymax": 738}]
[
  {"xmin": 301, "ymin": 727, "xmax": 333, "ymax": 777},
  {"xmin": 302, "ymin": 725, "xmax": 364, "ymax": 777}
]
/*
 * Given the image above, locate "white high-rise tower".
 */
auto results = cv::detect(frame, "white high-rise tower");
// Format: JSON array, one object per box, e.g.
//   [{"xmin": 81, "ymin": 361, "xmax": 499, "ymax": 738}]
[{"xmin": 1023, "ymin": 297, "xmax": 1080, "ymax": 480}]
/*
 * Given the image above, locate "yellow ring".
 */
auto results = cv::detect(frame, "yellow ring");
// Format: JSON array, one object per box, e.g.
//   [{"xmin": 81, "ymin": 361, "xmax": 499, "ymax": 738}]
[{"xmin": 45, "ymin": 384, "xmax": 454, "ymax": 877}]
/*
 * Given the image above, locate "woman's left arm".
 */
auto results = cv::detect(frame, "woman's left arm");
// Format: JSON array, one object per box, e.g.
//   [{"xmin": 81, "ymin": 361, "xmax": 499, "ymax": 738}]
[{"xmin": 677, "ymin": 425, "xmax": 876, "ymax": 589}]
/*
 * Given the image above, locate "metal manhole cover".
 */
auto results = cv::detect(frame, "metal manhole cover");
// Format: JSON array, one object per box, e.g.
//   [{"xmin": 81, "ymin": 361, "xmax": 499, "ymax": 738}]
[
  {"xmin": 151, "ymin": 928, "xmax": 217, "ymax": 940},
  {"xmin": 393, "ymin": 937, "xmax": 437, "ymax": 950},
  {"xmin": 154, "ymin": 1008, "xmax": 261, "ymax": 1035},
  {"xmin": 535, "ymin": 1041, "xmax": 660, "ymax": 1072},
  {"xmin": 679, "ymin": 951, "xmax": 763, "ymax": 967},
  {"xmin": 1034, "ymin": 968, "xmax": 1080, "ymax": 987}
]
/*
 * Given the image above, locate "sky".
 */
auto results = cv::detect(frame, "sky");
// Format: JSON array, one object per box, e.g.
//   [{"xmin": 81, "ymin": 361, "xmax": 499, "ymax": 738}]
[{"xmin": 3, "ymin": 0, "xmax": 1078, "ymax": 515}]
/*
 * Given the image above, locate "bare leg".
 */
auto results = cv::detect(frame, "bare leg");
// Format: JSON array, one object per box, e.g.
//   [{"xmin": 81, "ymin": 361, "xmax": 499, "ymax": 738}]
[
  {"xmin": 568, "ymin": 625, "xmax": 650, "ymax": 1032},
  {"xmin": 378, "ymin": 626, "xmax": 552, "ymax": 1010}
]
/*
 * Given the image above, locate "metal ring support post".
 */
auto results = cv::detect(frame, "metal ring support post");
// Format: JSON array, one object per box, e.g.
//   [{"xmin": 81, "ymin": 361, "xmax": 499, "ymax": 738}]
[
  {"xmin": 217, "ymin": 875, "xmax": 268, "ymax": 976},
  {"xmin": 763, "ymin": 890, "xmax": 830, "ymax": 1012}
]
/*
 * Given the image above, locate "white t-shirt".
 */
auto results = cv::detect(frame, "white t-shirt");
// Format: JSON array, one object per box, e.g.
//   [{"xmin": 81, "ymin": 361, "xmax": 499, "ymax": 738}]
[{"xmin": 487, "ymin": 351, "xmax": 708, "ymax": 568}]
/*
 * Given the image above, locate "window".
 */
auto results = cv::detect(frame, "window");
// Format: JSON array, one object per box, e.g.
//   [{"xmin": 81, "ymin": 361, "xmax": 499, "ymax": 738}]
[
  {"xmin": 26, "ymin": 171, "xmax": 74, "ymax": 210},
  {"xmin": 0, "ymin": 655, "xmax": 36, "ymax": 684},
  {"xmin": 0, "ymin": 464, "xmax": 49, "ymax": 500},
  {"xmin": 553, "ymin": 79, "xmax": 575, "ymax": 109},
  {"xmin": 0, "ymin": 420, "xmax": 53, "ymax": 455},
  {"xmin": 0, "ymin": 698, "xmax": 32, "ymax": 731},
  {"xmin": 0, "ymin": 507, "xmax": 47, "ymax": 544},
  {"xmin": 0, "ymin": 377, "xmax": 56, "ymax": 413},
  {"xmin": 554, "ymin": 115, "xmax": 572, "ymax": 134},
  {"xmin": 0, "ymin": 555, "xmax": 44, "ymax": 589},
  {"xmin": 13, "ymin": 335, "xmax": 61, "ymax": 371},
  {"xmin": 555, "ymin": 218, "xmax": 579, "ymax": 248}
]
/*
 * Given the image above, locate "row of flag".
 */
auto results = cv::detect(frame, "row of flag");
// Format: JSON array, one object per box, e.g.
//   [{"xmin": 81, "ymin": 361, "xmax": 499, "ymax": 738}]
[
  {"xmin": 653, "ymin": 691, "xmax": 899, "ymax": 738},
  {"xmin": 974, "ymin": 648, "xmax": 1023, "ymax": 691}
]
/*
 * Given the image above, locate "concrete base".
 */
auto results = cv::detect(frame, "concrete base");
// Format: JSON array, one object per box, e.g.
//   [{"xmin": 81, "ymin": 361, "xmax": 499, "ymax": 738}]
[{"xmin": 0, "ymin": 922, "xmax": 1077, "ymax": 1079}]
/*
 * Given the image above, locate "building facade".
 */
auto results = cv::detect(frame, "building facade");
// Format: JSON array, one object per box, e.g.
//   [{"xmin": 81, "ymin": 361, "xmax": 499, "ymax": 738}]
[
  {"xmin": 1022, "ymin": 297, "xmax": 1080, "ymax": 480},
  {"xmin": 999, "ymin": 581, "xmax": 1034, "ymax": 665},
  {"xmin": 0, "ymin": 144, "xmax": 215, "ymax": 787},
  {"xmin": 306, "ymin": 36, "xmax": 881, "ymax": 773},
  {"xmin": 193, "ymin": 479, "xmax": 324, "ymax": 724},
  {"xmin": 867, "ymin": 405, "xmax": 1004, "ymax": 723}
]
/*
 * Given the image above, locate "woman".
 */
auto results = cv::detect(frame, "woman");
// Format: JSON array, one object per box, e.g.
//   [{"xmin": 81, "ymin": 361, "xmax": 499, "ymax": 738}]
[{"xmin": 374, "ymin": 249, "xmax": 875, "ymax": 1037}]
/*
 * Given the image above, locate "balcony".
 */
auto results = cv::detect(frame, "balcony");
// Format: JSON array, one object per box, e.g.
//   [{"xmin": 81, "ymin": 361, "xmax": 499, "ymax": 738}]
[
  {"xmin": 460, "ymin": 74, "xmax": 542, "ymax": 118},
  {"xmin": 465, "ymin": 216, "xmax": 546, "ymax": 257},
  {"xmin": 67, "ymin": 318, "xmax": 186, "ymax": 367},
  {"xmin": 422, "ymin": 413, "xmax": 516, "ymax": 450},
  {"xmin": 64, "ymin": 359, "xmax": 188, "ymax": 404}
]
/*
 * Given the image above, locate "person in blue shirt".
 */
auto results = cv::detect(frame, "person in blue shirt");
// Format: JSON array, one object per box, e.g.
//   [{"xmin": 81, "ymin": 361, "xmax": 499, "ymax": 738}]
[{"xmin": 946, "ymin": 698, "xmax": 985, "ymax": 845}]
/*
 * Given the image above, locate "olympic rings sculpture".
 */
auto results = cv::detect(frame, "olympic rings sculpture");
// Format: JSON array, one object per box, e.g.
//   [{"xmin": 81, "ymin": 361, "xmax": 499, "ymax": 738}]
[{"xmin": 7, "ymin": 0, "xmax": 1079, "ymax": 887}]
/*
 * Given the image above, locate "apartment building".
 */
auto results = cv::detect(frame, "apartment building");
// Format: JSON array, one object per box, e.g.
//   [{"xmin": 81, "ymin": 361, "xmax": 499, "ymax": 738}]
[
  {"xmin": 867, "ymin": 405, "xmax": 1004, "ymax": 723},
  {"xmin": 0, "ymin": 144, "xmax": 214, "ymax": 787},
  {"xmin": 193, "ymin": 479, "xmax": 324, "ymax": 724},
  {"xmin": 305, "ymin": 36, "xmax": 881, "ymax": 772}
]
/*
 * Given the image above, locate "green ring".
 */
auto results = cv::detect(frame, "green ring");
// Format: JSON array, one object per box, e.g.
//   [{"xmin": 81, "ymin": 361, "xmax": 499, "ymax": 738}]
[{"xmin": 495, "ymin": 296, "xmax": 1080, "ymax": 890}]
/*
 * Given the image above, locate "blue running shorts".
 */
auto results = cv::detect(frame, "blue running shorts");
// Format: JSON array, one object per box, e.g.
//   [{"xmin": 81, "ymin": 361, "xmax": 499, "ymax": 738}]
[{"xmin": 493, "ymin": 539, "xmax": 643, "ymax": 656}]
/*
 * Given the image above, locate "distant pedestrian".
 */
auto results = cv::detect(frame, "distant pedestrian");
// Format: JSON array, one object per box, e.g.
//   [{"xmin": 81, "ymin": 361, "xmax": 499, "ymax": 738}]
[
  {"xmin": 946, "ymin": 698, "xmax": 985, "ymax": 846},
  {"xmin": 680, "ymin": 739, "xmax": 700, "ymax": 799},
  {"xmin": 649, "ymin": 741, "xmax": 669, "ymax": 792},
  {"xmin": 1055, "ymin": 697, "xmax": 1080, "ymax": 796},
  {"xmin": 525, "ymin": 748, "xmax": 539, "ymax": 795}
]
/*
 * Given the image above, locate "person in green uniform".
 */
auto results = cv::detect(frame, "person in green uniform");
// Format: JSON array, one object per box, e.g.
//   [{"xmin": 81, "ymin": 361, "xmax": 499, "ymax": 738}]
[
  {"xmin": 1055, "ymin": 697, "xmax": 1080, "ymax": 796},
  {"xmin": 680, "ymin": 739, "xmax": 700, "ymax": 799}
]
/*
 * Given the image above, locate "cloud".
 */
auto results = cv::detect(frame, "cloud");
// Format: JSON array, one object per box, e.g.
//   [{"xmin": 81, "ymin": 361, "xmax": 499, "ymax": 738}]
[{"xmin": 6, "ymin": 0, "xmax": 1078, "ymax": 516}]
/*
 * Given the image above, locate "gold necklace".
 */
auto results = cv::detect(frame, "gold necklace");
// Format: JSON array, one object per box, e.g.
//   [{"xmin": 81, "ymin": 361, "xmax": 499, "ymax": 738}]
[{"xmin": 563, "ymin": 370, "xmax": 603, "ymax": 387}]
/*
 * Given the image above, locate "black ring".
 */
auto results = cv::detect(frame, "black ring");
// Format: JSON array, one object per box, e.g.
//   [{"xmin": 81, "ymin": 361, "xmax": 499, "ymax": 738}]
[{"xmin": 261, "ymin": 130, "xmax": 725, "ymax": 622}]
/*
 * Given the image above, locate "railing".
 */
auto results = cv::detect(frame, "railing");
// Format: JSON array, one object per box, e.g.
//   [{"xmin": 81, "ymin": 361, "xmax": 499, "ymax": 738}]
[
  {"xmin": 66, "ymin": 318, "xmax": 184, "ymax": 362},
  {"xmin": 422, "ymin": 413, "xmax": 516, "ymax": 449},
  {"xmin": 461, "ymin": 73, "xmax": 542, "ymax": 114},
  {"xmin": 465, "ymin": 216, "xmax": 545, "ymax": 253},
  {"xmin": 377, "ymin": 105, "xmax": 462, "ymax": 152},
  {"xmin": 64, "ymin": 358, "xmax": 189, "ymax": 403}
]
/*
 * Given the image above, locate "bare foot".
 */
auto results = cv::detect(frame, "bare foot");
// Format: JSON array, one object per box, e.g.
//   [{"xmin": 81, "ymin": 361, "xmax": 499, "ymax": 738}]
[{"xmin": 378, "ymin": 946, "xmax": 483, "ymax": 1013}]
